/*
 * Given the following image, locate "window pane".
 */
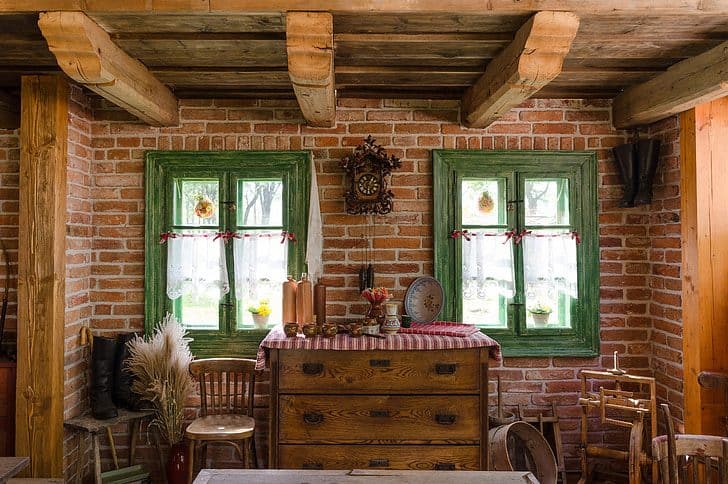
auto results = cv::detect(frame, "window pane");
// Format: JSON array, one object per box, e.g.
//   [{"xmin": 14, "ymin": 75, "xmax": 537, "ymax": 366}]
[
  {"xmin": 522, "ymin": 230, "xmax": 577, "ymax": 329},
  {"xmin": 233, "ymin": 233, "xmax": 287, "ymax": 328},
  {"xmin": 237, "ymin": 180, "xmax": 283, "ymax": 227},
  {"xmin": 169, "ymin": 232, "xmax": 227, "ymax": 331},
  {"xmin": 461, "ymin": 233, "xmax": 513, "ymax": 328},
  {"xmin": 524, "ymin": 178, "xmax": 569, "ymax": 226},
  {"xmin": 462, "ymin": 178, "xmax": 506, "ymax": 226},
  {"xmin": 173, "ymin": 179, "xmax": 219, "ymax": 227}
]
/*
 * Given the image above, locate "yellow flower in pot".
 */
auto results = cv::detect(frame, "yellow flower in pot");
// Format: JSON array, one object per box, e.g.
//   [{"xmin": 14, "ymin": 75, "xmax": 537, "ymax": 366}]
[
  {"xmin": 528, "ymin": 303, "xmax": 552, "ymax": 327},
  {"xmin": 248, "ymin": 300, "xmax": 272, "ymax": 328}
]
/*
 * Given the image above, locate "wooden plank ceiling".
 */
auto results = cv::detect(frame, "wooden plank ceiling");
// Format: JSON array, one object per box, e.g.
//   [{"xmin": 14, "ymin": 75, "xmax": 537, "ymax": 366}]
[
  {"xmin": 0, "ymin": 13, "xmax": 728, "ymax": 99},
  {"xmin": 0, "ymin": 11, "xmax": 726, "ymax": 104}
]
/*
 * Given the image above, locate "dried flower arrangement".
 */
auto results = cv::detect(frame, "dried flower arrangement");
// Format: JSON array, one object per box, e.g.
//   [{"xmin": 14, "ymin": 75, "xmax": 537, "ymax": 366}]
[
  {"xmin": 361, "ymin": 287, "xmax": 390, "ymax": 303},
  {"xmin": 126, "ymin": 313, "xmax": 195, "ymax": 445}
]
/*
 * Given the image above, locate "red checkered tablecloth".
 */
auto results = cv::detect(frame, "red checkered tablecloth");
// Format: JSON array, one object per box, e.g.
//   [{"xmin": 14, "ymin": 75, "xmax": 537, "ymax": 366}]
[{"xmin": 256, "ymin": 325, "xmax": 501, "ymax": 370}]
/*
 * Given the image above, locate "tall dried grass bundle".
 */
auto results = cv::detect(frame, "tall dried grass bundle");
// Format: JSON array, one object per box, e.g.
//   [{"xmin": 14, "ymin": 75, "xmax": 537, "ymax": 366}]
[{"xmin": 126, "ymin": 313, "xmax": 194, "ymax": 445}]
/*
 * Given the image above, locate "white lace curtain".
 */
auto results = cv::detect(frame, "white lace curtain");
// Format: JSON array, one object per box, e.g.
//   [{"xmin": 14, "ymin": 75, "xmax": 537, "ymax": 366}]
[
  {"xmin": 233, "ymin": 235, "xmax": 287, "ymax": 307},
  {"xmin": 522, "ymin": 234, "xmax": 578, "ymax": 298},
  {"xmin": 462, "ymin": 233, "xmax": 515, "ymax": 298},
  {"xmin": 166, "ymin": 236, "xmax": 230, "ymax": 300}
]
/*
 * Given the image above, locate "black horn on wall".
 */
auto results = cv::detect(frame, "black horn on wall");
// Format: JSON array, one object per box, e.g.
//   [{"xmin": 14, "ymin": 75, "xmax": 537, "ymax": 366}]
[
  {"xmin": 612, "ymin": 142, "xmax": 638, "ymax": 207},
  {"xmin": 612, "ymin": 138, "xmax": 660, "ymax": 207},
  {"xmin": 634, "ymin": 139, "xmax": 661, "ymax": 206}
]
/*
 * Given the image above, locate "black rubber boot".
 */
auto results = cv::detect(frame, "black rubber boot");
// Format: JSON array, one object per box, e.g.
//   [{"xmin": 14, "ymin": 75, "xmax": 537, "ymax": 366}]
[
  {"xmin": 91, "ymin": 336, "xmax": 118, "ymax": 419},
  {"xmin": 633, "ymin": 139, "xmax": 661, "ymax": 205},
  {"xmin": 612, "ymin": 143, "xmax": 638, "ymax": 207},
  {"xmin": 113, "ymin": 332, "xmax": 140, "ymax": 410}
]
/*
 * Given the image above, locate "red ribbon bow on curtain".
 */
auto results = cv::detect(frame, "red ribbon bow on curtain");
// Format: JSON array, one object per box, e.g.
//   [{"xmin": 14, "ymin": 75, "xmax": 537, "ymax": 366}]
[
  {"xmin": 449, "ymin": 229, "xmax": 471, "ymax": 241},
  {"xmin": 159, "ymin": 231, "xmax": 178, "ymax": 244},
  {"xmin": 570, "ymin": 231, "xmax": 582, "ymax": 245},
  {"xmin": 281, "ymin": 231, "xmax": 297, "ymax": 244}
]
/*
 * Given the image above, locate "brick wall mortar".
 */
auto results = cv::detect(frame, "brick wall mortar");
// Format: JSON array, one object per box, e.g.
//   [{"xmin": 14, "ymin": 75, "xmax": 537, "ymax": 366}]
[{"xmin": 64, "ymin": 84, "xmax": 94, "ymax": 482}]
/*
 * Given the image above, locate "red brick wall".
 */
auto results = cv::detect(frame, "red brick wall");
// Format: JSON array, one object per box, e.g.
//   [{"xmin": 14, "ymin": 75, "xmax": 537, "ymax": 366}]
[
  {"xmin": 87, "ymin": 97, "xmax": 663, "ymax": 475},
  {"xmin": 0, "ymin": 94, "xmax": 684, "ymax": 478},
  {"xmin": 0, "ymin": 127, "xmax": 18, "ymax": 348},
  {"xmin": 64, "ymin": 84, "xmax": 94, "ymax": 481},
  {"xmin": 646, "ymin": 116, "xmax": 683, "ymax": 427}
]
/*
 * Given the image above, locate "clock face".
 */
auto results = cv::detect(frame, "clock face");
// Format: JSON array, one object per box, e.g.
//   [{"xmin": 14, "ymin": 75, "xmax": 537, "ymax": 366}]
[{"xmin": 356, "ymin": 172, "xmax": 381, "ymax": 197}]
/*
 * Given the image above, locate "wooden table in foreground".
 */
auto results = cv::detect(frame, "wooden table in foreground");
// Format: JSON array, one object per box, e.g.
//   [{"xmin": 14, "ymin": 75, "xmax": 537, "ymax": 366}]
[
  {"xmin": 0, "ymin": 457, "xmax": 29, "ymax": 481},
  {"xmin": 194, "ymin": 469, "xmax": 538, "ymax": 483}
]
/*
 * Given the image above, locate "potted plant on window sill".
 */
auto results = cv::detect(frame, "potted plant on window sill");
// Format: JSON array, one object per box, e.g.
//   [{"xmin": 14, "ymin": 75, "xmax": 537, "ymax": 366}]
[
  {"xmin": 248, "ymin": 300, "xmax": 272, "ymax": 329},
  {"xmin": 528, "ymin": 304, "xmax": 552, "ymax": 327}
]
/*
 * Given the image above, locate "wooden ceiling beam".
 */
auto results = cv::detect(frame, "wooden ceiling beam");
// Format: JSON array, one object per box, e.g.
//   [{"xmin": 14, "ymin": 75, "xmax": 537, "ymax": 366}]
[
  {"xmin": 286, "ymin": 11, "xmax": 335, "ymax": 128},
  {"xmin": 461, "ymin": 11, "xmax": 579, "ymax": 129},
  {"xmin": 612, "ymin": 40, "xmax": 728, "ymax": 129},
  {"xmin": 1, "ymin": 1, "xmax": 727, "ymax": 15},
  {"xmin": 37, "ymin": 11, "xmax": 179, "ymax": 126},
  {"xmin": 0, "ymin": 90, "xmax": 20, "ymax": 129}
]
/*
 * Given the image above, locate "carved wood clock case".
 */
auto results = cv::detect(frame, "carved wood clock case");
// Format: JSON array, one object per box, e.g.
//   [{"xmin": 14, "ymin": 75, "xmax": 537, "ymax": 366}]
[{"xmin": 341, "ymin": 136, "xmax": 402, "ymax": 215}]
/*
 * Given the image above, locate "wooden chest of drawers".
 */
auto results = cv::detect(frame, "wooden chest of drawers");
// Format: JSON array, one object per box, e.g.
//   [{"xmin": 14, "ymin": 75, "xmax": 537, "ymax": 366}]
[{"xmin": 268, "ymin": 348, "xmax": 489, "ymax": 471}]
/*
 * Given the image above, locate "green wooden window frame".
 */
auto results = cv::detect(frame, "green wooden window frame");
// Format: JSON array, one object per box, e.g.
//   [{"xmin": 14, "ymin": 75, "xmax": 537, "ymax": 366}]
[
  {"xmin": 145, "ymin": 151, "xmax": 310, "ymax": 358},
  {"xmin": 433, "ymin": 150, "xmax": 599, "ymax": 357}
]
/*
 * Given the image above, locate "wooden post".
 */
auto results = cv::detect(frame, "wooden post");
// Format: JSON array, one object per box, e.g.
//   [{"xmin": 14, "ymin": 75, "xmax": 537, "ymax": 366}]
[
  {"xmin": 15, "ymin": 74, "xmax": 68, "ymax": 477},
  {"xmin": 681, "ymin": 97, "xmax": 728, "ymax": 435}
]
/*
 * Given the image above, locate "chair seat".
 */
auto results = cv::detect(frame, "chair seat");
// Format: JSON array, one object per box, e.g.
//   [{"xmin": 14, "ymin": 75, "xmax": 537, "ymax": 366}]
[{"xmin": 185, "ymin": 414, "xmax": 255, "ymax": 441}]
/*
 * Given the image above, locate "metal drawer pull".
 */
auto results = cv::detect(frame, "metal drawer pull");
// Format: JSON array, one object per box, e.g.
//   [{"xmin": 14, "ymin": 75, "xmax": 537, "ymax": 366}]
[
  {"xmin": 435, "ymin": 363, "xmax": 457, "ymax": 374},
  {"xmin": 303, "ymin": 412, "xmax": 324, "ymax": 424},
  {"xmin": 302, "ymin": 462, "xmax": 323, "ymax": 470},
  {"xmin": 435, "ymin": 413, "xmax": 457, "ymax": 425},
  {"xmin": 369, "ymin": 409, "xmax": 390, "ymax": 418},
  {"xmin": 302, "ymin": 363, "xmax": 324, "ymax": 375},
  {"xmin": 369, "ymin": 359, "xmax": 391, "ymax": 367},
  {"xmin": 369, "ymin": 459, "xmax": 389, "ymax": 467},
  {"xmin": 435, "ymin": 463, "xmax": 456, "ymax": 471}
]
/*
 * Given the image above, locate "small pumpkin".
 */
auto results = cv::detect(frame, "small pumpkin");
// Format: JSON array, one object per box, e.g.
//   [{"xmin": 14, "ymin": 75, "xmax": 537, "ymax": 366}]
[
  {"xmin": 478, "ymin": 191, "xmax": 494, "ymax": 213},
  {"xmin": 194, "ymin": 196, "xmax": 215, "ymax": 219}
]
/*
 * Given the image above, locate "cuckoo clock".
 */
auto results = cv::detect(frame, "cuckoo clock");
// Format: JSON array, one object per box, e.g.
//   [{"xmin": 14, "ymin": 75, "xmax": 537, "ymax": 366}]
[{"xmin": 340, "ymin": 136, "xmax": 401, "ymax": 215}]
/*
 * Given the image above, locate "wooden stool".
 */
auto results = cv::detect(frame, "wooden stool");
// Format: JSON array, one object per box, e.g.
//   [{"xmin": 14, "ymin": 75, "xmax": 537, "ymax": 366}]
[{"xmin": 64, "ymin": 409, "xmax": 153, "ymax": 484}]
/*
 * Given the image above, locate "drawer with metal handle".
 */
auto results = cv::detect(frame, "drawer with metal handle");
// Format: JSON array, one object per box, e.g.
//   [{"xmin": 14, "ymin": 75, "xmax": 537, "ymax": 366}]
[
  {"xmin": 279, "ymin": 444, "xmax": 480, "ymax": 471},
  {"xmin": 278, "ymin": 349, "xmax": 480, "ymax": 393},
  {"xmin": 278, "ymin": 394, "xmax": 480, "ymax": 442}
]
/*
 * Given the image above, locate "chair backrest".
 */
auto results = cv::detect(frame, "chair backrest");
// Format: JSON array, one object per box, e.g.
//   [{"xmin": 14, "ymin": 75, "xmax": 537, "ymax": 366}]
[
  {"xmin": 653, "ymin": 404, "xmax": 728, "ymax": 484},
  {"xmin": 189, "ymin": 358, "xmax": 256, "ymax": 417}
]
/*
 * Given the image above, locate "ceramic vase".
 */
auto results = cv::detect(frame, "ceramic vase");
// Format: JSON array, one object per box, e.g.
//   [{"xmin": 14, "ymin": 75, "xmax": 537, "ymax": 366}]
[
  {"xmin": 166, "ymin": 441, "xmax": 188, "ymax": 484},
  {"xmin": 366, "ymin": 301, "xmax": 385, "ymax": 325},
  {"xmin": 531, "ymin": 312, "xmax": 550, "ymax": 327},
  {"xmin": 381, "ymin": 302, "xmax": 401, "ymax": 335},
  {"xmin": 252, "ymin": 313, "xmax": 269, "ymax": 329}
]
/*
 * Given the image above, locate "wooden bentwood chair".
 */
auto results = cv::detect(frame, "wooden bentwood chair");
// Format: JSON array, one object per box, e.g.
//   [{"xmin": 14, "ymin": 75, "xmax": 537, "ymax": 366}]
[
  {"xmin": 186, "ymin": 358, "xmax": 257, "ymax": 483},
  {"xmin": 652, "ymin": 404, "xmax": 728, "ymax": 484}
]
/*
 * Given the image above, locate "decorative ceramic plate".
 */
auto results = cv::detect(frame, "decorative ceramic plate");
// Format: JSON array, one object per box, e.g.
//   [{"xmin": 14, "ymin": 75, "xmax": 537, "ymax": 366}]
[{"xmin": 404, "ymin": 276, "xmax": 444, "ymax": 323}]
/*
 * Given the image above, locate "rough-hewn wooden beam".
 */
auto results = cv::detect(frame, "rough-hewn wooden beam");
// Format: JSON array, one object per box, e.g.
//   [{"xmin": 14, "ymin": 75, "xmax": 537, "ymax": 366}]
[
  {"xmin": 286, "ymin": 11, "xmax": 335, "ymax": 128},
  {"xmin": 613, "ymin": 41, "xmax": 728, "ymax": 129},
  {"xmin": 0, "ymin": 91, "xmax": 20, "ymax": 129},
  {"xmin": 461, "ymin": 11, "xmax": 579, "ymax": 129},
  {"xmin": 16, "ymin": 74, "xmax": 67, "ymax": 479},
  {"xmin": 1, "ymin": 1, "xmax": 727, "ymax": 14},
  {"xmin": 38, "ymin": 11, "xmax": 179, "ymax": 126}
]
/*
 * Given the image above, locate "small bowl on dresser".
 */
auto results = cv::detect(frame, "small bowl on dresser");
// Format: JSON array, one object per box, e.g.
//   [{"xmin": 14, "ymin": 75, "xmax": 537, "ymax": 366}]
[
  {"xmin": 302, "ymin": 324, "xmax": 318, "ymax": 338},
  {"xmin": 283, "ymin": 322, "xmax": 299, "ymax": 337},
  {"xmin": 348, "ymin": 323, "xmax": 363, "ymax": 338},
  {"xmin": 322, "ymin": 324, "xmax": 338, "ymax": 338}
]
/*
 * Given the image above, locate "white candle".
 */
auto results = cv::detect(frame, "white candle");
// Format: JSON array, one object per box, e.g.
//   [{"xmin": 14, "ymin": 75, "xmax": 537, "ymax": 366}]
[{"xmin": 613, "ymin": 351, "xmax": 618, "ymax": 369}]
